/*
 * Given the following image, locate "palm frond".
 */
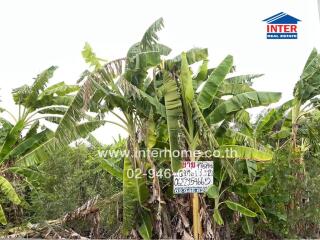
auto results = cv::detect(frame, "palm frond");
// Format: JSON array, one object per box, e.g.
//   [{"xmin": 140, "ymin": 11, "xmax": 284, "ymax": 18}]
[
  {"xmin": 82, "ymin": 42, "xmax": 102, "ymax": 69},
  {"xmin": 225, "ymin": 74, "xmax": 264, "ymax": 86},
  {"xmin": 192, "ymin": 100, "xmax": 219, "ymax": 148},
  {"xmin": 197, "ymin": 55, "xmax": 233, "ymax": 109},
  {"xmin": 25, "ymin": 66, "xmax": 58, "ymax": 107},
  {"xmin": 163, "ymin": 71, "xmax": 183, "ymax": 171},
  {"xmin": 0, "ymin": 120, "xmax": 25, "ymax": 163},
  {"xmin": 122, "ymin": 157, "xmax": 149, "ymax": 235},
  {"xmin": 207, "ymin": 92, "xmax": 282, "ymax": 124},
  {"xmin": 16, "ymin": 81, "xmax": 105, "ymax": 166},
  {"xmin": 118, "ymin": 77, "xmax": 166, "ymax": 117},
  {"xmin": 0, "ymin": 176, "xmax": 21, "ymax": 205},
  {"xmin": 141, "ymin": 17, "xmax": 164, "ymax": 50}
]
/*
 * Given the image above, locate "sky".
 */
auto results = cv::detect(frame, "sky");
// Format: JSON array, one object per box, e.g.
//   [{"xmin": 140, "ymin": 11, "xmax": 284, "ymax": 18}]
[{"xmin": 0, "ymin": 0, "xmax": 319, "ymax": 144}]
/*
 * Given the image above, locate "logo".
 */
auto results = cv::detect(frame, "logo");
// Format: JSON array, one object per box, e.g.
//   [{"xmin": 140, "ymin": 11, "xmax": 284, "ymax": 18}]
[{"xmin": 263, "ymin": 12, "xmax": 301, "ymax": 39}]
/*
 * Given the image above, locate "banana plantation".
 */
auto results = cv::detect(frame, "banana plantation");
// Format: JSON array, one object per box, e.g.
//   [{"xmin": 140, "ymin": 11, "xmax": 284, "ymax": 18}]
[{"xmin": 1, "ymin": 18, "xmax": 320, "ymax": 239}]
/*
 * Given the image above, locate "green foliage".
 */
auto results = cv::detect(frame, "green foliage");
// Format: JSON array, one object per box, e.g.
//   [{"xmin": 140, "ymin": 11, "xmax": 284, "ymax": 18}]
[
  {"xmin": 241, "ymin": 217, "xmax": 254, "ymax": 234},
  {"xmin": 225, "ymin": 200, "xmax": 257, "ymax": 217},
  {"xmin": 146, "ymin": 112, "xmax": 157, "ymax": 149},
  {"xmin": 213, "ymin": 208, "xmax": 224, "ymax": 225},
  {"xmin": 218, "ymin": 83, "xmax": 254, "ymax": 96},
  {"xmin": 138, "ymin": 210, "xmax": 152, "ymax": 240},
  {"xmin": 0, "ymin": 176, "xmax": 21, "ymax": 225},
  {"xmin": 193, "ymin": 59, "xmax": 208, "ymax": 89},
  {"xmin": 294, "ymin": 48, "xmax": 320, "ymax": 103},
  {"xmin": 82, "ymin": 42, "xmax": 102, "ymax": 69},
  {"xmin": 17, "ymin": 80, "xmax": 105, "ymax": 167},
  {"xmin": 100, "ymin": 159, "xmax": 123, "ymax": 181},
  {"xmin": 133, "ymin": 51, "xmax": 161, "ymax": 70},
  {"xmin": 0, "ymin": 119, "xmax": 13, "ymax": 146},
  {"xmin": 141, "ymin": 17, "xmax": 164, "ymax": 50},
  {"xmin": 165, "ymin": 48, "xmax": 208, "ymax": 70},
  {"xmin": 218, "ymin": 145, "xmax": 273, "ymax": 161},
  {"xmin": 39, "ymin": 82, "xmax": 79, "ymax": 98},
  {"xmin": 208, "ymin": 91, "xmax": 282, "ymax": 124},
  {"xmin": 28, "ymin": 144, "xmax": 122, "ymax": 236},
  {"xmin": 225, "ymin": 74, "xmax": 263, "ymax": 85},
  {"xmin": 2, "ymin": 18, "xmax": 320, "ymax": 240},
  {"xmin": 198, "ymin": 55, "xmax": 233, "ymax": 109},
  {"xmin": 0, "ymin": 177, "xmax": 20, "ymax": 205},
  {"xmin": 12, "ymin": 66, "xmax": 58, "ymax": 108},
  {"xmin": 0, "ymin": 205, "xmax": 6, "ymax": 225},
  {"xmin": 206, "ymin": 184, "xmax": 219, "ymax": 199},
  {"xmin": 0, "ymin": 64, "xmax": 95, "ymax": 229},
  {"xmin": 163, "ymin": 72, "xmax": 183, "ymax": 172},
  {"xmin": 0, "ymin": 120, "xmax": 25, "ymax": 162},
  {"xmin": 122, "ymin": 157, "xmax": 149, "ymax": 235},
  {"xmin": 180, "ymin": 52, "xmax": 194, "ymax": 103}
]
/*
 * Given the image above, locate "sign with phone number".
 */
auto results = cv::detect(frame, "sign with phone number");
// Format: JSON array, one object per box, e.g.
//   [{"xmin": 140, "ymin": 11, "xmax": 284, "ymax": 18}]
[{"xmin": 173, "ymin": 161, "xmax": 213, "ymax": 194}]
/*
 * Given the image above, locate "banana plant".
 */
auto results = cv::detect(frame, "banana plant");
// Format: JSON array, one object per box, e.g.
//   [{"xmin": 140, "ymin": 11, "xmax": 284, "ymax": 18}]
[
  {"xmin": 291, "ymin": 48, "xmax": 320, "ymax": 162},
  {"xmin": 160, "ymin": 50, "xmax": 280, "ymax": 238},
  {"xmin": 0, "ymin": 67, "xmax": 82, "ymax": 165},
  {"xmin": 75, "ymin": 18, "xmax": 171, "ymax": 238},
  {"xmin": 76, "ymin": 18, "xmax": 282, "ymax": 239},
  {"xmin": 0, "ymin": 67, "xmax": 80, "ymax": 225},
  {"xmin": 0, "ymin": 67, "xmax": 106, "ymax": 225},
  {"xmin": 247, "ymin": 49, "xmax": 320, "ymax": 212},
  {"xmin": 205, "ymin": 166, "xmax": 271, "ymax": 235},
  {"xmin": 265, "ymin": 49, "xmax": 320, "ymax": 161},
  {"xmin": 279, "ymin": 48, "xmax": 320, "ymax": 213},
  {"xmin": 0, "ymin": 176, "xmax": 21, "ymax": 225}
]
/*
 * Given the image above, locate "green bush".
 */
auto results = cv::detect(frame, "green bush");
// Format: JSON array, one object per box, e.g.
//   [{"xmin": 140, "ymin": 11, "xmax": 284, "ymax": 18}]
[{"xmin": 27, "ymin": 143, "xmax": 123, "ymax": 237}]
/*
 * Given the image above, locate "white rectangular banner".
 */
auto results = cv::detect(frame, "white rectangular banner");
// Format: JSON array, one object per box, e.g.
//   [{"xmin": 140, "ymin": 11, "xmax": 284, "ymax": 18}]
[{"xmin": 173, "ymin": 161, "xmax": 214, "ymax": 194}]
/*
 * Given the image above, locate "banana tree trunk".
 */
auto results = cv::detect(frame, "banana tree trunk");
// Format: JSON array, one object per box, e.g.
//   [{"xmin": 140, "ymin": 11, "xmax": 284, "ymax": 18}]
[
  {"xmin": 190, "ymin": 149, "xmax": 202, "ymax": 239},
  {"xmin": 290, "ymin": 101, "xmax": 305, "ymax": 214},
  {"xmin": 291, "ymin": 100, "xmax": 302, "ymax": 166},
  {"xmin": 192, "ymin": 193, "xmax": 202, "ymax": 239}
]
